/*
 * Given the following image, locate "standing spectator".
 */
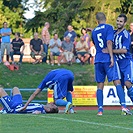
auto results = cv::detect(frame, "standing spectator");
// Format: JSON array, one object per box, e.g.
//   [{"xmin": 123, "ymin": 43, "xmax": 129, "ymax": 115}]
[
  {"xmin": 10, "ymin": 32, "xmax": 25, "ymax": 65},
  {"xmin": 81, "ymin": 28, "xmax": 91, "ymax": 63},
  {"xmin": 41, "ymin": 22, "xmax": 50, "ymax": 63},
  {"xmin": 49, "ymin": 33, "xmax": 62, "ymax": 66},
  {"xmin": 30, "ymin": 33, "xmax": 46, "ymax": 64},
  {"xmin": 76, "ymin": 36, "xmax": 90, "ymax": 65},
  {"xmin": 92, "ymin": 12, "xmax": 131, "ymax": 115},
  {"xmin": 64, "ymin": 25, "xmax": 77, "ymax": 56},
  {"xmin": 129, "ymin": 22, "xmax": 133, "ymax": 58},
  {"xmin": 61, "ymin": 36, "xmax": 74, "ymax": 66},
  {"xmin": 1, "ymin": 22, "xmax": 12, "ymax": 62}
]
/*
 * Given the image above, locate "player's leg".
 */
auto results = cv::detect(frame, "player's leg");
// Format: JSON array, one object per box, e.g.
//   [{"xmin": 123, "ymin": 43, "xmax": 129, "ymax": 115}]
[
  {"xmin": 0, "ymin": 87, "xmax": 13, "ymax": 113},
  {"xmin": 95, "ymin": 63, "xmax": 105, "ymax": 115},
  {"xmin": 107, "ymin": 61, "xmax": 127, "ymax": 109},
  {"xmin": 120, "ymin": 59, "xmax": 133, "ymax": 102},
  {"xmin": 54, "ymin": 76, "xmax": 73, "ymax": 113},
  {"xmin": 12, "ymin": 87, "xmax": 23, "ymax": 108},
  {"xmin": 0, "ymin": 87, "xmax": 8, "ymax": 97}
]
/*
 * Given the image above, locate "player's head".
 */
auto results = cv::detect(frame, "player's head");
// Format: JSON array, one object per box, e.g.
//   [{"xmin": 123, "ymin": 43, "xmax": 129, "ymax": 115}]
[
  {"xmin": 96, "ymin": 12, "xmax": 106, "ymax": 23},
  {"xmin": 116, "ymin": 14, "xmax": 127, "ymax": 29},
  {"xmin": 44, "ymin": 103, "xmax": 59, "ymax": 113},
  {"xmin": 3, "ymin": 22, "xmax": 8, "ymax": 28}
]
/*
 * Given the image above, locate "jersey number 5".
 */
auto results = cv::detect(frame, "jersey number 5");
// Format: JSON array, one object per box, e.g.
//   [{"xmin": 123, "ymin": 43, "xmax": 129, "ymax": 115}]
[{"xmin": 97, "ymin": 33, "xmax": 104, "ymax": 48}]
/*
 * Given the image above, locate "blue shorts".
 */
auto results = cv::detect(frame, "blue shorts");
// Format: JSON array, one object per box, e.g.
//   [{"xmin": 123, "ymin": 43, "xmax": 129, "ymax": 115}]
[
  {"xmin": 53, "ymin": 74, "xmax": 74, "ymax": 99},
  {"xmin": 117, "ymin": 58, "xmax": 133, "ymax": 84},
  {"xmin": 0, "ymin": 94, "xmax": 23, "ymax": 113},
  {"xmin": 51, "ymin": 52, "xmax": 60, "ymax": 56},
  {"xmin": 95, "ymin": 62, "xmax": 121, "ymax": 83}
]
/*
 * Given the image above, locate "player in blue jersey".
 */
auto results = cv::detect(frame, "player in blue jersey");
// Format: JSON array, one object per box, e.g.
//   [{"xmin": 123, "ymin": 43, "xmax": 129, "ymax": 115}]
[
  {"xmin": 92, "ymin": 12, "xmax": 131, "ymax": 116},
  {"xmin": 19, "ymin": 69, "xmax": 75, "ymax": 114},
  {"xmin": 0, "ymin": 87, "xmax": 58, "ymax": 114},
  {"xmin": 112, "ymin": 14, "xmax": 133, "ymax": 102}
]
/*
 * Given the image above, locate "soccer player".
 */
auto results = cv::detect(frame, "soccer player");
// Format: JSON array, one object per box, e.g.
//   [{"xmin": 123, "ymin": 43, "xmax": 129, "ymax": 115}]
[
  {"xmin": 113, "ymin": 14, "xmax": 133, "ymax": 101},
  {"xmin": 19, "ymin": 69, "xmax": 75, "ymax": 114},
  {"xmin": 92, "ymin": 12, "xmax": 131, "ymax": 116},
  {"xmin": 103, "ymin": 14, "xmax": 133, "ymax": 103},
  {"xmin": 0, "ymin": 87, "xmax": 58, "ymax": 114}
]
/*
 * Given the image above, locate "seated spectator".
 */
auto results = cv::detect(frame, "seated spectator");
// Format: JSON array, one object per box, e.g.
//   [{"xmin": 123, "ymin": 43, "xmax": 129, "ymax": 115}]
[
  {"xmin": 10, "ymin": 32, "xmax": 25, "ymax": 65},
  {"xmin": 30, "ymin": 33, "xmax": 46, "ymax": 64},
  {"xmin": 76, "ymin": 36, "xmax": 90, "ymax": 65},
  {"xmin": 61, "ymin": 36, "xmax": 74, "ymax": 66},
  {"xmin": 49, "ymin": 33, "xmax": 62, "ymax": 66}
]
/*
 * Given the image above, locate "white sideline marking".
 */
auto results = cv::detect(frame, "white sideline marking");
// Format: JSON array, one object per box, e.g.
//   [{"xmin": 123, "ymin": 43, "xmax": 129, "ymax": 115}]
[{"xmin": 25, "ymin": 114, "xmax": 133, "ymax": 131}]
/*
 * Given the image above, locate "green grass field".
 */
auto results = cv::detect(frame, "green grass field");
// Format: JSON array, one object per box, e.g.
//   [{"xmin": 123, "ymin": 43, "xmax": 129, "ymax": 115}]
[
  {"xmin": 0, "ymin": 63, "xmax": 132, "ymax": 133},
  {"xmin": 0, "ymin": 110, "xmax": 133, "ymax": 133}
]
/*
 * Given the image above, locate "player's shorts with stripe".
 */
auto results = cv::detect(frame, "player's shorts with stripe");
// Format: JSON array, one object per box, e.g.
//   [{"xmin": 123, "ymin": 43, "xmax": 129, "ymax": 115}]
[
  {"xmin": 117, "ymin": 58, "xmax": 133, "ymax": 84},
  {"xmin": 53, "ymin": 74, "xmax": 74, "ymax": 99},
  {"xmin": 0, "ymin": 94, "xmax": 23, "ymax": 113},
  {"xmin": 95, "ymin": 61, "xmax": 121, "ymax": 83}
]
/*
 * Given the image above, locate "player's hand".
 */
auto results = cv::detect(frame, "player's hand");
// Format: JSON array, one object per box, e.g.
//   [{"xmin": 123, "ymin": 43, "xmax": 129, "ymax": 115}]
[
  {"xmin": 18, "ymin": 105, "xmax": 27, "ymax": 112},
  {"xmin": 102, "ymin": 48, "xmax": 109, "ymax": 53},
  {"xmin": 109, "ymin": 57, "xmax": 114, "ymax": 67},
  {"xmin": 32, "ymin": 110, "xmax": 41, "ymax": 114}
]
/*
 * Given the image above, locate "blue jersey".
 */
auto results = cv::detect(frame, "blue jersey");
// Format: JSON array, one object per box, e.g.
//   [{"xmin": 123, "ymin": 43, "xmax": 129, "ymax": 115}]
[
  {"xmin": 38, "ymin": 69, "xmax": 74, "ymax": 91},
  {"xmin": 15, "ymin": 103, "xmax": 46, "ymax": 114},
  {"xmin": 1, "ymin": 28, "xmax": 11, "ymax": 43},
  {"xmin": 114, "ymin": 29, "xmax": 132, "ymax": 60},
  {"xmin": 92, "ymin": 24, "xmax": 114, "ymax": 63},
  {"xmin": 64, "ymin": 31, "xmax": 77, "ymax": 42}
]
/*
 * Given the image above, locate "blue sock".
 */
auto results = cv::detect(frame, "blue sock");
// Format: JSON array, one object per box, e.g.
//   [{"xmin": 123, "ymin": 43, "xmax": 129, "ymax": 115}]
[
  {"xmin": 55, "ymin": 99, "xmax": 68, "ymax": 106},
  {"xmin": 66, "ymin": 91, "xmax": 73, "ymax": 109},
  {"xmin": 66, "ymin": 92, "xmax": 72, "ymax": 103},
  {"xmin": 116, "ymin": 84, "xmax": 126, "ymax": 108},
  {"xmin": 96, "ymin": 89, "xmax": 103, "ymax": 112},
  {"xmin": 127, "ymin": 86, "xmax": 133, "ymax": 102}
]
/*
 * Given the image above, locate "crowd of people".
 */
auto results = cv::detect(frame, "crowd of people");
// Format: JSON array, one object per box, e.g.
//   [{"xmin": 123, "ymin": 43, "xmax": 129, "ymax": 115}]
[
  {"xmin": 0, "ymin": 22, "xmax": 93, "ymax": 65},
  {"xmin": 0, "ymin": 12, "xmax": 133, "ymax": 116}
]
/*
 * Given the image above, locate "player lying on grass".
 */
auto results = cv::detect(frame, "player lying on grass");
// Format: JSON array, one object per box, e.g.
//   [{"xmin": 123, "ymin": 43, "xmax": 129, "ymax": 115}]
[
  {"xmin": 0, "ymin": 87, "xmax": 58, "ymax": 114},
  {"xmin": 19, "ymin": 68, "xmax": 75, "ymax": 114}
]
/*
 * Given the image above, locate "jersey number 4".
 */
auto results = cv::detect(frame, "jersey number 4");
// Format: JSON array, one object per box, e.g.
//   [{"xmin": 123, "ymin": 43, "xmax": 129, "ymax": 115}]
[{"xmin": 97, "ymin": 33, "xmax": 104, "ymax": 48}]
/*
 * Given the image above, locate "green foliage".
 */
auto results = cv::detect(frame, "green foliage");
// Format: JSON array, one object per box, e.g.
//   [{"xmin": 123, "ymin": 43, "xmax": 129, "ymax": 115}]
[{"xmin": 25, "ymin": 0, "xmax": 133, "ymax": 39}]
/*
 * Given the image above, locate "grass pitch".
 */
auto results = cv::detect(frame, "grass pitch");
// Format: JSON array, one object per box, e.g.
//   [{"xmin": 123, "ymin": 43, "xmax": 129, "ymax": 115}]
[{"xmin": 0, "ymin": 110, "xmax": 133, "ymax": 133}]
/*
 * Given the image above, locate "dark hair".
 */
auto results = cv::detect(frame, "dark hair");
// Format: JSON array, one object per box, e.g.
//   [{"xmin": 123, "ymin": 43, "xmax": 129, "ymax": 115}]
[
  {"xmin": 96, "ymin": 12, "xmax": 106, "ymax": 21},
  {"xmin": 15, "ymin": 32, "xmax": 20, "ymax": 37},
  {"xmin": 81, "ymin": 28, "xmax": 87, "ymax": 34},
  {"xmin": 47, "ymin": 107, "xmax": 59, "ymax": 114},
  {"xmin": 118, "ymin": 14, "xmax": 127, "ymax": 23},
  {"xmin": 3, "ymin": 22, "xmax": 7, "ymax": 25}
]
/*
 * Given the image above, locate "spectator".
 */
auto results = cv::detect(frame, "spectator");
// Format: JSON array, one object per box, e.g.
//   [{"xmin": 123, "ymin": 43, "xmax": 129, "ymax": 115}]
[
  {"xmin": 129, "ymin": 22, "xmax": 133, "ymax": 58},
  {"xmin": 49, "ymin": 33, "xmax": 62, "ymax": 66},
  {"xmin": 76, "ymin": 36, "xmax": 90, "ymax": 65},
  {"xmin": 61, "ymin": 36, "xmax": 74, "ymax": 66},
  {"xmin": 81, "ymin": 28, "xmax": 91, "ymax": 63},
  {"xmin": 64, "ymin": 25, "xmax": 77, "ymax": 56},
  {"xmin": 30, "ymin": 33, "xmax": 46, "ymax": 64},
  {"xmin": 41, "ymin": 22, "xmax": 50, "ymax": 63},
  {"xmin": 1, "ymin": 22, "xmax": 12, "ymax": 62},
  {"xmin": 10, "ymin": 32, "xmax": 25, "ymax": 65}
]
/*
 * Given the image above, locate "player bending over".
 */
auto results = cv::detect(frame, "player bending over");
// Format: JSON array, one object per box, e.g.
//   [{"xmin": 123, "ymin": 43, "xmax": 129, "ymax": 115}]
[{"xmin": 19, "ymin": 69, "xmax": 75, "ymax": 114}]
